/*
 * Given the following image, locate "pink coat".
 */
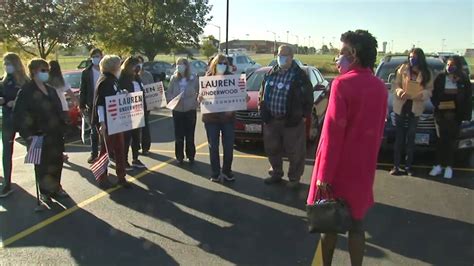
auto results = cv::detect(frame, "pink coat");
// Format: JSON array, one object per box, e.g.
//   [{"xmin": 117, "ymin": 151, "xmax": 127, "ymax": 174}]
[{"xmin": 307, "ymin": 67, "xmax": 388, "ymax": 220}]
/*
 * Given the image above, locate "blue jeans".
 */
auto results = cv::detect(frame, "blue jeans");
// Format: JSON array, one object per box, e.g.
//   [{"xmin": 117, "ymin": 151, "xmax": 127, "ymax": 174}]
[{"xmin": 204, "ymin": 121, "xmax": 235, "ymax": 178}]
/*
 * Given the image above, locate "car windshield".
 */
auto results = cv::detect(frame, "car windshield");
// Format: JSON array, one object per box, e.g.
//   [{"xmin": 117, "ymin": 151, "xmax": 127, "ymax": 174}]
[
  {"xmin": 246, "ymin": 71, "xmax": 265, "ymax": 91},
  {"xmin": 377, "ymin": 59, "xmax": 446, "ymax": 83},
  {"xmin": 63, "ymin": 72, "xmax": 81, "ymax": 89}
]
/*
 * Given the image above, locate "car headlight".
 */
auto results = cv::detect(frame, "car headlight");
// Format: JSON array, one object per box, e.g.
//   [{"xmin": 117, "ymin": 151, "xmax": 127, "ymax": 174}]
[{"xmin": 458, "ymin": 138, "xmax": 474, "ymax": 149}]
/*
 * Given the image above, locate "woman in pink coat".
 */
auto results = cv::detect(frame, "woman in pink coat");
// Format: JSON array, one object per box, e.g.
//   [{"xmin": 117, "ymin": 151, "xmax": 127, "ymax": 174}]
[{"xmin": 307, "ymin": 30, "xmax": 388, "ymax": 266}]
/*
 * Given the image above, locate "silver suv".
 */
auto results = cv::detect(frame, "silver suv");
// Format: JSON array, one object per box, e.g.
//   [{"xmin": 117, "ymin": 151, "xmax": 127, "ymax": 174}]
[{"xmin": 228, "ymin": 53, "xmax": 261, "ymax": 75}]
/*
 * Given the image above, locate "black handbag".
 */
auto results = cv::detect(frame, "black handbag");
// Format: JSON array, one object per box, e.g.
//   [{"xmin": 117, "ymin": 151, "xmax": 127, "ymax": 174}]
[{"xmin": 306, "ymin": 186, "xmax": 352, "ymax": 234}]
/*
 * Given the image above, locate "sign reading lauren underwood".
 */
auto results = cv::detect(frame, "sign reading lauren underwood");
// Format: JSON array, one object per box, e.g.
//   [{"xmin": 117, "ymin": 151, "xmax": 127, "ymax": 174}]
[
  {"xmin": 199, "ymin": 74, "xmax": 247, "ymax": 114},
  {"xmin": 105, "ymin": 91, "xmax": 145, "ymax": 135},
  {"xmin": 143, "ymin": 81, "xmax": 167, "ymax": 110}
]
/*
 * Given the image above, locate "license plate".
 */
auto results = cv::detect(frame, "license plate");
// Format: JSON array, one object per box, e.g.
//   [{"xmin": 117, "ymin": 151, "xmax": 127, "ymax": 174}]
[
  {"xmin": 415, "ymin": 133, "xmax": 430, "ymax": 145},
  {"xmin": 245, "ymin": 124, "xmax": 262, "ymax": 133}
]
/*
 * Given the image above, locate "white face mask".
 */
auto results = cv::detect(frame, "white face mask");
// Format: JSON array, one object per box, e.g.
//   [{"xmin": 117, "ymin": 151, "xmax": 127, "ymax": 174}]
[
  {"xmin": 216, "ymin": 64, "xmax": 227, "ymax": 74},
  {"xmin": 177, "ymin": 64, "xmax": 186, "ymax": 74},
  {"xmin": 5, "ymin": 64, "xmax": 15, "ymax": 74},
  {"xmin": 138, "ymin": 63, "xmax": 143, "ymax": 70}
]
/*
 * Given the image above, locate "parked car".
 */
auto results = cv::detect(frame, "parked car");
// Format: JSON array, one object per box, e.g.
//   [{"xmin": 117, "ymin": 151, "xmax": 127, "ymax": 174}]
[
  {"xmin": 227, "ymin": 53, "xmax": 261, "ymax": 75},
  {"xmin": 170, "ymin": 60, "xmax": 209, "ymax": 77},
  {"xmin": 143, "ymin": 61, "xmax": 173, "ymax": 82},
  {"xmin": 77, "ymin": 59, "xmax": 91, "ymax": 69},
  {"xmin": 63, "ymin": 70, "xmax": 83, "ymax": 129},
  {"xmin": 268, "ymin": 58, "xmax": 304, "ymax": 67},
  {"xmin": 234, "ymin": 66, "xmax": 330, "ymax": 144},
  {"xmin": 375, "ymin": 55, "xmax": 474, "ymax": 152}
]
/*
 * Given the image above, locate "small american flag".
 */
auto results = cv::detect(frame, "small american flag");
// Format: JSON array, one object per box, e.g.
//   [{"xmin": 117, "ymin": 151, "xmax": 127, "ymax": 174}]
[
  {"xmin": 90, "ymin": 152, "xmax": 109, "ymax": 181},
  {"xmin": 25, "ymin": 136, "xmax": 43, "ymax": 165}
]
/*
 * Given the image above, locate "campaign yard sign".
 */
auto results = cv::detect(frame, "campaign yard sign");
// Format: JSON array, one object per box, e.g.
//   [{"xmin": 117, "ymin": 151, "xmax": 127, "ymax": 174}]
[
  {"xmin": 143, "ymin": 81, "xmax": 167, "ymax": 110},
  {"xmin": 199, "ymin": 74, "xmax": 247, "ymax": 114},
  {"xmin": 106, "ymin": 91, "xmax": 145, "ymax": 135}
]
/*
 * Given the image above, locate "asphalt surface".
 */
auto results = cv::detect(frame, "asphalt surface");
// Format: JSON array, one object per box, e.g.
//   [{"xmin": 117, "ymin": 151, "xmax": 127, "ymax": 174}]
[{"xmin": 0, "ymin": 109, "xmax": 473, "ymax": 265}]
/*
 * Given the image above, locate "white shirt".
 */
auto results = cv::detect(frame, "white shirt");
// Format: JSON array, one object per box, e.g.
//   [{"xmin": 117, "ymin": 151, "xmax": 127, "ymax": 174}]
[
  {"xmin": 92, "ymin": 67, "xmax": 100, "ymax": 91},
  {"xmin": 132, "ymin": 81, "xmax": 142, "ymax": 92}
]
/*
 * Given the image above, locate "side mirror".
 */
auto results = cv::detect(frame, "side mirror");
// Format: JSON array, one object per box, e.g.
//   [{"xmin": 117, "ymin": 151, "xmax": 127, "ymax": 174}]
[
  {"xmin": 388, "ymin": 73, "xmax": 396, "ymax": 84},
  {"xmin": 314, "ymin": 84, "xmax": 326, "ymax": 91}
]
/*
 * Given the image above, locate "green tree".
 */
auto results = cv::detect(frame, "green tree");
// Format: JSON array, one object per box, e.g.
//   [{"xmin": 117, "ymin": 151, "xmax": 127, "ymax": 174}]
[
  {"xmin": 0, "ymin": 0, "xmax": 88, "ymax": 59},
  {"xmin": 201, "ymin": 35, "xmax": 218, "ymax": 58},
  {"xmin": 88, "ymin": 0, "xmax": 211, "ymax": 61},
  {"xmin": 321, "ymin": 45, "xmax": 330, "ymax": 54}
]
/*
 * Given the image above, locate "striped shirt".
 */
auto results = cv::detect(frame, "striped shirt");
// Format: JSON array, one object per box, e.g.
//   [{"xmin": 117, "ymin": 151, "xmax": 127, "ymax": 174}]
[{"xmin": 265, "ymin": 65, "xmax": 296, "ymax": 116}]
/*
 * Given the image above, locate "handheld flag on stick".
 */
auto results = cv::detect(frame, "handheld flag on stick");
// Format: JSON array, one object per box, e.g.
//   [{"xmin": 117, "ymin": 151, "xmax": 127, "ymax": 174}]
[{"xmin": 25, "ymin": 136, "xmax": 43, "ymax": 165}]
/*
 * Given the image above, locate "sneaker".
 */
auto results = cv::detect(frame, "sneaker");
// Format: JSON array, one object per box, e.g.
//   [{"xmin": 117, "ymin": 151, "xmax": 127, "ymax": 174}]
[
  {"xmin": 63, "ymin": 153, "xmax": 69, "ymax": 162},
  {"xmin": 142, "ymin": 150, "xmax": 150, "ymax": 156},
  {"xmin": 210, "ymin": 175, "xmax": 222, "ymax": 183},
  {"xmin": 389, "ymin": 167, "xmax": 402, "ymax": 176},
  {"xmin": 87, "ymin": 155, "xmax": 98, "ymax": 164},
  {"xmin": 40, "ymin": 194, "xmax": 53, "ymax": 204},
  {"xmin": 221, "ymin": 172, "xmax": 235, "ymax": 182},
  {"xmin": 264, "ymin": 176, "xmax": 283, "ymax": 185},
  {"xmin": 188, "ymin": 158, "xmax": 195, "ymax": 165},
  {"xmin": 444, "ymin": 167, "xmax": 453, "ymax": 179},
  {"xmin": 125, "ymin": 162, "xmax": 134, "ymax": 171},
  {"xmin": 405, "ymin": 168, "xmax": 415, "ymax": 176},
  {"xmin": 132, "ymin": 160, "xmax": 146, "ymax": 169},
  {"xmin": 176, "ymin": 159, "xmax": 184, "ymax": 165},
  {"xmin": 0, "ymin": 186, "xmax": 14, "ymax": 198},
  {"xmin": 286, "ymin": 180, "xmax": 300, "ymax": 189},
  {"xmin": 429, "ymin": 165, "xmax": 443, "ymax": 177}
]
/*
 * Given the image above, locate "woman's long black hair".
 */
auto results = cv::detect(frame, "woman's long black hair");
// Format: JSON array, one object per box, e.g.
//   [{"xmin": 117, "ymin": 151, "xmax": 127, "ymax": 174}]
[
  {"xmin": 408, "ymin": 48, "xmax": 431, "ymax": 86},
  {"xmin": 447, "ymin": 55, "xmax": 467, "ymax": 80},
  {"xmin": 48, "ymin": 60, "xmax": 65, "ymax": 88}
]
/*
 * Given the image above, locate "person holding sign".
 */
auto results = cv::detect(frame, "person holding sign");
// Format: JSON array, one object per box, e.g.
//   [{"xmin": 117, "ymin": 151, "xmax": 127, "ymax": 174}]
[
  {"xmin": 390, "ymin": 48, "xmax": 433, "ymax": 176},
  {"xmin": 167, "ymin": 58, "xmax": 199, "ymax": 165},
  {"xmin": 260, "ymin": 45, "xmax": 313, "ymax": 189},
  {"xmin": 200, "ymin": 54, "xmax": 237, "ymax": 182},
  {"xmin": 92, "ymin": 55, "xmax": 131, "ymax": 188},
  {"xmin": 0, "ymin": 52, "xmax": 29, "ymax": 198},
  {"xmin": 429, "ymin": 56, "xmax": 472, "ymax": 179},
  {"xmin": 119, "ymin": 56, "xmax": 146, "ymax": 169},
  {"xmin": 137, "ymin": 55, "xmax": 154, "ymax": 155},
  {"xmin": 13, "ymin": 59, "xmax": 68, "ymax": 202}
]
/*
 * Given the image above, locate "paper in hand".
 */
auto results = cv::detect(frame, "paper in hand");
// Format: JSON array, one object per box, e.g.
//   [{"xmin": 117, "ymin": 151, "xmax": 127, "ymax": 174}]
[{"xmin": 166, "ymin": 92, "xmax": 184, "ymax": 110}]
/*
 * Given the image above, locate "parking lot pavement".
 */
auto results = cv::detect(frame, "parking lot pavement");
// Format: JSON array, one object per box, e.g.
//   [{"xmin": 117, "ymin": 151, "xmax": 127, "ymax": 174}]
[{"xmin": 0, "ymin": 109, "xmax": 473, "ymax": 265}]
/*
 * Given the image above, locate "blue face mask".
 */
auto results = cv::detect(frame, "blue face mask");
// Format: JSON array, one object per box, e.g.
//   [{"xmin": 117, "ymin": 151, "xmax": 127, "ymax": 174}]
[
  {"xmin": 409, "ymin": 57, "xmax": 418, "ymax": 67},
  {"xmin": 92, "ymin": 57, "xmax": 101, "ymax": 66},
  {"xmin": 335, "ymin": 55, "xmax": 352, "ymax": 74},
  {"xmin": 277, "ymin": 55, "xmax": 288, "ymax": 67},
  {"xmin": 216, "ymin": 64, "xmax": 227, "ymax": 74},
  {"xmin": 5, "ymin": 64, "xmax": 14, "ymax": 74},
  {"xmin": 38, "ymin": 72, "xmax": 49, "ymax": 82},
  {"xmin": 446, "ymin": 65, "xmax": 456, "ymax": 74}
]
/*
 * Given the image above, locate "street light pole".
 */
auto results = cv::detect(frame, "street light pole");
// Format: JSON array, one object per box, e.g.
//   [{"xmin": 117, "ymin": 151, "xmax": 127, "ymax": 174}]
[
  {"xmin": 286, "ymin": 30, "xmax": 289, "ymax": 43},
  {"xmin": 441, "ymin": 38, "xmax": 446, "ymax": 52},
  {"xmin": 267, "ymin": 30, "xmax": 277, "ymax": 54},
  {"xmin": 225, "ymin": 0, "xmax": 229, "ymax": 55},
  {"xmin": 210, "ymin": 23, "xmax": 221, "ymax": 52}
]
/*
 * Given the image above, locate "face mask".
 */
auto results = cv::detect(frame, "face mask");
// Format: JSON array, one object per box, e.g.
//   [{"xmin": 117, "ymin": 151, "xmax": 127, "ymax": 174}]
[
  {"xmin": 446, "ymin": 65, "xmax": 456, "ymax": 74},
  {"xmin": 216, "ymin": 64, "xmax": 227, "ymax": 74},
  {"xmin": 37, "ymin": 72, "xmax": 49, "ymax": 82},
  {"xmin": 335, "ymin": 55, "xmax": 352, "ymax": 74},
  {"xmin": 5, "ymin": 64, "xmax": 14, "ymax": 74},
  {"xmin": 91, "ymin": 57, "xmax": 101, "ymax": 66},
  {"xmin": 277, "ymin": 56, "xmax": 288, "ymax": 67},
  {"xmin": 177, "ymin": 64, "xmax": 186, "ymax": 74},
  {"xmin": 409, "ymin": 57, "xmax": 418, "ymax": 67}
]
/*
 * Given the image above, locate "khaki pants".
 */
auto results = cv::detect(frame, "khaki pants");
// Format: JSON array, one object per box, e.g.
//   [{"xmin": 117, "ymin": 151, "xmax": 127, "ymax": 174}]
[{"xmin": 263, "ymin": 119, "xmax": 306, "ymax": 181}]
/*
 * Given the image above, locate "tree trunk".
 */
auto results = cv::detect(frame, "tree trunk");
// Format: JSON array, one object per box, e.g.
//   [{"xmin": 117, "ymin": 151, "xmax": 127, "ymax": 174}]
[{"xmin": 145, "ymin": 51, "xmax": 158, "ymax": 62}]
